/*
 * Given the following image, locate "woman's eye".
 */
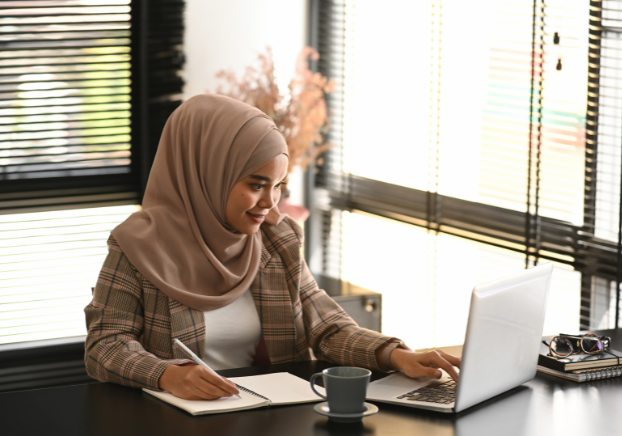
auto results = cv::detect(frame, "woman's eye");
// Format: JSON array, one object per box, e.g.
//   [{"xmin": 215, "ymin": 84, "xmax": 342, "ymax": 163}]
[{"xmin": 250, "ymin": 183, "xmax": 264, "ymax": 190}]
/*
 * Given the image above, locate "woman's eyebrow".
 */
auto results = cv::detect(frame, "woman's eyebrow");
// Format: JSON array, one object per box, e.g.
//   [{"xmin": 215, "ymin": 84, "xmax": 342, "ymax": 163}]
[
  {"xmin": 248, "ymin": 175, "xmax": 288, "ymax": 183},
  {"xmin": 248, "ymin": 175, "xmax": 272, "ymax": 183}
]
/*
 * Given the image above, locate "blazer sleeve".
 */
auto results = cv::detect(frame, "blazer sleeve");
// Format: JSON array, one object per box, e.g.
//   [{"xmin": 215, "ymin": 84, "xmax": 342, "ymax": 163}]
[
  {"xmin": 84, "ymin": 238, "xmax": 190, "ymax": 390},
  {"xmin": 289, "ymin": 221, "xmax": 400, "ymax": 371}
]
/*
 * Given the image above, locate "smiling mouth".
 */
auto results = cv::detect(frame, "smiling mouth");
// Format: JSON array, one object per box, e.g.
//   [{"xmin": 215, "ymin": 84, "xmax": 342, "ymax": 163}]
[{"xmin": 247, "ymin": 212, "xmax": 265, "ymax": 219}]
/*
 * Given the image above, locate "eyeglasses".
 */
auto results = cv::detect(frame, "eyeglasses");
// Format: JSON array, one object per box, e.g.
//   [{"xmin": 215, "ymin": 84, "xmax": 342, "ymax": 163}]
[{"xmin": 542, "ymin": 333, "xmax": 611, "ymax": 358}]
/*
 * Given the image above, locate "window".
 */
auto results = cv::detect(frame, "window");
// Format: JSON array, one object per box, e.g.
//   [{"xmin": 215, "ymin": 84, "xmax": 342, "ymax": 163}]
[
  {"xmin": 0, "ymin": 2, "xmax": 132, "ymax": 182},
  {"xmin": 311, "ymin": 0, "xmax": 616, "ymax": 348},
  {"xmin": 0, "ymin": 205, "xmax": 139, "ymax": 345},
  {"xmin": 0, "ymin": 0, "xmax": 184, "ymax": 348}
]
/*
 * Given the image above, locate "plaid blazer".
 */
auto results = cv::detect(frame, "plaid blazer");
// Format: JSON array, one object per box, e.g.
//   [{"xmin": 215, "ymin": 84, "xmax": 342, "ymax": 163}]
[{"xmin": 85, "ymin": 216, "xmax": 395, "ymax": 390}]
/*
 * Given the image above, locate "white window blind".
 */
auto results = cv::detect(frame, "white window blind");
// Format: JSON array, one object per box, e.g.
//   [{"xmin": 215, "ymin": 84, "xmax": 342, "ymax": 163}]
[
  {"xmin": 312, "ymin": 0, "xmax": 604, "ymax": 342},
  {"xmin": 340, "ymin": 0, "xmax": 588, "ymax": 223},
  {"xmin": 0, "ymin": 205, "xmax": 138, "ymax": 346}
]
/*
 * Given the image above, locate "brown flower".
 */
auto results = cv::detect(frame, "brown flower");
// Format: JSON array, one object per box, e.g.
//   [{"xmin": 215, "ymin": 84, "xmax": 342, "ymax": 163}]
[{"xmin": 213, "ymin": 47, "xmax": 335, "ymax": 173}]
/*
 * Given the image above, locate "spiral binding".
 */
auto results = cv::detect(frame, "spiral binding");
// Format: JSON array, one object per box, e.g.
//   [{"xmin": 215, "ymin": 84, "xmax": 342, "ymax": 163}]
[
  {"xmin": 582, "ymin": 366, "xmax": 622, "ymax": 381},
  {"xmin": 235, "ymin": 383, "xmax": 271, "ymax": 402}
]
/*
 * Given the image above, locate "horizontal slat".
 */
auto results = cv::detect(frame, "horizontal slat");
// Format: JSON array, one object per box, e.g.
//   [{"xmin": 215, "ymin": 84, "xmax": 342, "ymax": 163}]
[
  {"xmin": 0, "ymin": 2, "xmax": 132, "ymax": 182},
  {"xmin": 0, "ymin": 112, "xmax": 130, "ymax": 126},
  {"xmin": 0, "ymin": 204, "xmax": 138, "ymax": 345}
]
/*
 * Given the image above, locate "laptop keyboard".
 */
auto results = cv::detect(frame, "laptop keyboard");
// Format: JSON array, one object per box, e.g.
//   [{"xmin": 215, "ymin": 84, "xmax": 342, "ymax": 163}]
[{"xmin": 397, "ymin": 379, "xmax": 456, "ymax": 404}]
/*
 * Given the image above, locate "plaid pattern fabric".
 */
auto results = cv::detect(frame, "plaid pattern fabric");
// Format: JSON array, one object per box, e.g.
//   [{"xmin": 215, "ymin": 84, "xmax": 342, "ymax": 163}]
[{"xmin": 85, "ymin": 217, "xmax": 396, "ymax": 390}]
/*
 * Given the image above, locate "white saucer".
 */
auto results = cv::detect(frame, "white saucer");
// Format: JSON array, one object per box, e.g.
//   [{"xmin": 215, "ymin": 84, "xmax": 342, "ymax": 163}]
[{"xmin": 313, "ymin": 402, "xmax": 379, "ymax": 423}]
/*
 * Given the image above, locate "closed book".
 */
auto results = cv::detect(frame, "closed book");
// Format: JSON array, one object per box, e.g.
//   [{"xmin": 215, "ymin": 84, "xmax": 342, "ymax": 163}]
[
  {"xmin": 538, "ymin": 342, "xmax": 622, "ymax": 371},
  {"xmin": 537, "ymin": 365, "xmax": 622, "ymax": 382}
]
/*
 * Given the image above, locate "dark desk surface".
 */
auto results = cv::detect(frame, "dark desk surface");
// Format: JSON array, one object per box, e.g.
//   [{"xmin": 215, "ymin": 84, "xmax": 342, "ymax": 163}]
[{"xmin": 3, "ymin": 329, "xmax": 622, "ymax": 436}]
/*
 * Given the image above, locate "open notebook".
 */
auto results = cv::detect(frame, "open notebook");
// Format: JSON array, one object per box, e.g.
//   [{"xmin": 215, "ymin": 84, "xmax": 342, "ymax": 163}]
[{"xmin": 143, "ymin": 372, "xmax": 324, "ymax": 415}]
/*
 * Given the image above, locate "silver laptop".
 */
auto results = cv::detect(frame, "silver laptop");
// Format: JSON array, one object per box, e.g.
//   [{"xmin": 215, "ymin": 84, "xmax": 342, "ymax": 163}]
[{"xmin": 367, "ymin": 262, "xmax": 553, "ymax": 413}]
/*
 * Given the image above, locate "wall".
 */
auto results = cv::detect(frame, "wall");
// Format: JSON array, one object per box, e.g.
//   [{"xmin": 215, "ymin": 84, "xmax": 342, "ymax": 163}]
[{"xmin": 183, "ymin": 0, "xmax": 309, "ymax": 204}]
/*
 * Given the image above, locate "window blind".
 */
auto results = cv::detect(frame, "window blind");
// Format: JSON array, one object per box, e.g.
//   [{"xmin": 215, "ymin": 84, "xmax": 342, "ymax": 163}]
[
  {"xmin": 0, "ymin": 0, "xmax": 185, "ymax": 211},
  {"xmin": 0, "ymin": 0, "xmax": 184, "ymax": 347},
  {"xmin": 310, "ymin": 0, "xmax": 618, "ymax": 345},
  {"xmin": 0, "ymin": 1, "xmax": 137, "ymax": 210},
  {"xmin": 0, "ymin": 205, "xmax": 138, "ymax": 345},
  {"xmin": 581, "ymin": 0, "xmax": 622, "ymax": 329}
]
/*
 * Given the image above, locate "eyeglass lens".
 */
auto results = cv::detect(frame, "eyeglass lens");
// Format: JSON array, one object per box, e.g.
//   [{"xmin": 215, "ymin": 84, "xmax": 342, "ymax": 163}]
[
  {"xmin": 550, "ymin": 337, "xmax": 573, "ymax": 357},
  {"xmin": 581, "ymin": 334, "xmax": 603, "ymax": 354}
]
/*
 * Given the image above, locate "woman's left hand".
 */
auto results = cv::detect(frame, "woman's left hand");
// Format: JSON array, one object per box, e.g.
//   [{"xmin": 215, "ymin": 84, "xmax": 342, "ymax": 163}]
[{"xmin": 390, "ymin": 348, "xmax": 461, "ymax": 382}]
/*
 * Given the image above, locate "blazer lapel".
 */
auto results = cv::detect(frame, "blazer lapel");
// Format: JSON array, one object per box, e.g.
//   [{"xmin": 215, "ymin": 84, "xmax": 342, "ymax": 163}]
[
  {"xmin": 168, "ymin": 297, "xmax": 206, "ymax": 359},
  {"xmin": 253, "ymin": 221, "xmax": 305, "ymax": 364},
  {"xmin": 259, "ymin": 245, "xmax": 271, "ymax": 269}
]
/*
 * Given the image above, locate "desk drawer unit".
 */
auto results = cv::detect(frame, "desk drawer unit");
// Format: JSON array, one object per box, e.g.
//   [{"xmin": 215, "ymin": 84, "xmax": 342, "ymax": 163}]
[
  {"xmin": 317, "ymin": 275, "xmax": 382, "ymax": 333},
  {"xmin": 332, "ymin": 293, "xmax": 382, "ymax": 332}
]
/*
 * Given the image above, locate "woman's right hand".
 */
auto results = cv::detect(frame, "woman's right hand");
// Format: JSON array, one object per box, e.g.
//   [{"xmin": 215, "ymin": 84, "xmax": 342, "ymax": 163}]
[
  {"xmin": 390, "ymin": 348, "xmax": 461, "ymax": 382},
  {"xmin": 158, "ymin": 364, "xmax": 240, "ymax": 400}
]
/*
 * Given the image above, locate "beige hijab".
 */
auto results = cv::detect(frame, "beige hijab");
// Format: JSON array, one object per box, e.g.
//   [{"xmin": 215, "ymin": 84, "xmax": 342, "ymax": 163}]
[{"xmin": 112, "ymin": 94, "xmax": 289, "ymax": 311}]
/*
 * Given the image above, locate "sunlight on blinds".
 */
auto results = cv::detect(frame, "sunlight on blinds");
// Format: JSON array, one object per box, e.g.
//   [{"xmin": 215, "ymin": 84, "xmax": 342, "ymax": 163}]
[
  {"xmin": 341, "ymin": 0, "xmax": 587, "ymax": 224},
  {"xmin": 0, "ymin": 0, "xmax": 132, "ymax": 180},
  {"xmin": 0, "ymin": 204, "xmax": 139, "ymax": 345},
  {"xmin": 594, "ymin": 2, "xmax": 622, "ymax": 242},
  {"xmin": 340, "ymin": 211, "xmax": 580, "ymax": 350},
  {"xmin": 342, "ymin": 1, "xmax": 434, "ymax": 190},
  {"xmin": 527, "ymin": 1, "xmax": 588, "ymax": 224}
]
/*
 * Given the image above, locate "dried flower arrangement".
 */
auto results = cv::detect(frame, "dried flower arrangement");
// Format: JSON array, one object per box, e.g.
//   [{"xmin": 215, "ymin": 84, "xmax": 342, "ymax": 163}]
[{"xmin": 213, "ymin": 47, "xmax": 335, "ymax": 173}]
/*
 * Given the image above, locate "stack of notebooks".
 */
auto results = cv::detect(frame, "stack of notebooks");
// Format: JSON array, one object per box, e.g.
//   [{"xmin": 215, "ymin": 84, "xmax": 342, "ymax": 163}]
[{"xmin": 538, "ymin": 341, "xmax": 622, "ymax": 382}]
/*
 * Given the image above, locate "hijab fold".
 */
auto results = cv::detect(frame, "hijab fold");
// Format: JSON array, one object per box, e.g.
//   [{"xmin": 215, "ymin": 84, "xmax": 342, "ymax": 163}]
[{"xmin": 112, "ymin": 94, "xmax": 288, "ymax": 311}]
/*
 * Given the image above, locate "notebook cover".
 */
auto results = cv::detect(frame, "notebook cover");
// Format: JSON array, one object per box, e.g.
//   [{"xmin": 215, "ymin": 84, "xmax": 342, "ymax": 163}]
[{"xmin": 537, "ymin": 364, "xmax": 622, "ymax": 382}]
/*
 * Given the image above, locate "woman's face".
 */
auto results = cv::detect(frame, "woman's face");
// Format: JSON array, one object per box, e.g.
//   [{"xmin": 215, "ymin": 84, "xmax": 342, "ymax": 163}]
[{"xmin": 225, "ymin": 154, "xmax": 289, "ymax": 235}]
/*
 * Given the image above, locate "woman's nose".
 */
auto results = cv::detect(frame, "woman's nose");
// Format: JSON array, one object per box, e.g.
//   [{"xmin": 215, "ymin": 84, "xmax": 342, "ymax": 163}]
[{"xmin": 259, "ymin": 190, "xmax": 277, "ymax": 208}]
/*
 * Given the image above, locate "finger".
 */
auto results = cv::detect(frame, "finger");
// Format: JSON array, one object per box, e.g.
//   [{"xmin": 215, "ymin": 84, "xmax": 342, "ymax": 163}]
[
  {"xmin": 213, "ymin": 375, "xmax": 240, "ymax": 396},
  {"xmin": 419, "ymin": 352, "xmax": 458, "ymax": 381},
  {"xmin": 190, "ymin": 379, "xmax": 233, "ymax": 400},
  {"xmin": 180, "ymin": 367, "xmax": 234, "ymax": 399},
  {"xmin": 221, "ymin": 376, "xmax": 240, "ymax": 391},
  {"xmin": 437, "ymin": 350, "xmax": 462, "ymax": 368},
  {"xmin": 420, "ymin": 366, "xmax": 443, "ymax": 379},
  {"xmin": 182, "ymin": 373, "xmax": 231, "ymax": 400},
  {"xmin": 196, "ymin": 369, "xmax": 239, "ymax": 397},
  {"xmin": 186, "ymin": 391, "xmax": 223, "ymax": 401},
  {"xmin": 428, "ymin": 354, "xmax": 460, "ymax": 382},
  {"xmin": 172, "ymin": 376, "xmax": 225, "ymax": 401}
]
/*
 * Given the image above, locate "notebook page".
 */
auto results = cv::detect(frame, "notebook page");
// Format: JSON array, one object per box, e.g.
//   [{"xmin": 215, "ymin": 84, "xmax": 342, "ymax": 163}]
[
  {"xmin": 229, "ymin": 372, "xmax": 325, "ymax": 405},
  {"xmin": 143, "ymin": 388, "xmax": 268, "ymax": 415}
]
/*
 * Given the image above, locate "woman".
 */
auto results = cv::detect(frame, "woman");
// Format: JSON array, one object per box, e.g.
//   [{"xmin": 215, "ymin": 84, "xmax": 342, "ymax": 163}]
[{"xmin": 84, "ymin": 94, "xmax": 460, "ymax": 400}]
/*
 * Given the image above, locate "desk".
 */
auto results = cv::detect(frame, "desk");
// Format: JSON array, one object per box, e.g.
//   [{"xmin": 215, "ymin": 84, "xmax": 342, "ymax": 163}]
[{"xmin": 2, "ymin": 329, "xmax": 621, "ymax": 436}]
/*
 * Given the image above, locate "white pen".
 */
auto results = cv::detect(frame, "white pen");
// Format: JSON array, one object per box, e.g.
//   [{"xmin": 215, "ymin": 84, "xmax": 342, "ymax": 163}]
[{"xmin": 173, "ymin": 338, "xmax": 242, "ymax": 399}]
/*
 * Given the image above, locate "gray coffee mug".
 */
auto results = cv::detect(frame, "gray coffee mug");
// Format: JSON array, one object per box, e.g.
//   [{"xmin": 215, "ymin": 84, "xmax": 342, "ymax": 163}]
[{"xmin": 310, "ymin": 366, "xmax": 371, "ymax": 414}]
